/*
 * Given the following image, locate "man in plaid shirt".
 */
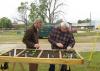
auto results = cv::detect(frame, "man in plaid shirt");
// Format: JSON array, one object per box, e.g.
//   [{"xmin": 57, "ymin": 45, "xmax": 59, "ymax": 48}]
[{"xmin": 48, "ymin": 21, "xmax": 75, "ymax": 71}]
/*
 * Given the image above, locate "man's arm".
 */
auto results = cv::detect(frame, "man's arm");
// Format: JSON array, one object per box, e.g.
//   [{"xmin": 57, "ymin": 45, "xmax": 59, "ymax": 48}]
[
  {"xmin": 23, "ymin": 30, "xmax": 35, "ymax": 48},
  {"xmin": 48, "ymin": 28, "xmax": 57, "ymax": 45},
  {"xmin": 48, "ymin": 28, "xmax": 64, "ymax": 48},
  {"xmin": 68, "ymin": 33, "xmax": 75, "ymax": 48}
]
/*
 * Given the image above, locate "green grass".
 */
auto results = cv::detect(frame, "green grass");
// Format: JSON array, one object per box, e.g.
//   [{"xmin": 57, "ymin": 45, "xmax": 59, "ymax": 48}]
[
  {"xmin": 0, "ymin": 30, "xmax": 100, "ymax": 43},
  {"xmin": 74, "ymin": 32, "xmax": 100, "ymax": 43},
  {"xmin": 0, "ymin": 52, "xmax": 100, "ymax": 71},
  {"xmin": 0, "ymin": 35, "xmax": 23, "ymax": 42},
  {"xmin": 75, "ymin": 36, "xmax": 100, "ymax": 43},
  {"xmin": 71, "ymin": 51, "xmax": 100, "ymax": 71},
  {"xmin": 74, "ymin": 32, "xmax": 100, "ymax": 36},
  {"xmin": 0, "ymin": 30, "xmax": 23, "ymax": 42}
]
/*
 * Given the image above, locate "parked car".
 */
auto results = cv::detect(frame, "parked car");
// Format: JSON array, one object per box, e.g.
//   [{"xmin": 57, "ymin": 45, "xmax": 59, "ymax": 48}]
[
  {"xmin": 39, "ymin": 24, "xmax": 77, "ymax": 38},
  {"xmin": 39, "ymin": 24, "xmax": 53, "ymax": 38}
]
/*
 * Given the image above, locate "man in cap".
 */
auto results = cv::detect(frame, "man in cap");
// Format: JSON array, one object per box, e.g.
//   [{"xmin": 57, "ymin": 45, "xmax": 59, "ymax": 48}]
[{"xmin": 48, "ymin": 21, "xmax": 75, "ymax": 71}]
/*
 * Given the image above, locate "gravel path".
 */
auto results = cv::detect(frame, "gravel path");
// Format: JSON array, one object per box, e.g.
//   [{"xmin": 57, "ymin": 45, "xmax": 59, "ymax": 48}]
[{"xmin": 0, "ymin": 43, "xmax": 100, "ymax": 53}]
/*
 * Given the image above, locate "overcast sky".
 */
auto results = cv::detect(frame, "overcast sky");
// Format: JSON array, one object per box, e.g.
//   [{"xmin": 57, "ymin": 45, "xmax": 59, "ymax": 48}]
[{"xmin": 0, "ymin": 0, "xmax": 100, "ymax": 23}]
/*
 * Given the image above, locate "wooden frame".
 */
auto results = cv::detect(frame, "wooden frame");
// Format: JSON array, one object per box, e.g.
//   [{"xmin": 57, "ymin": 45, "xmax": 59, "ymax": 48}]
[{"xmin": 0, "ymin": 49, "xmax": 84, "ymax": 65}]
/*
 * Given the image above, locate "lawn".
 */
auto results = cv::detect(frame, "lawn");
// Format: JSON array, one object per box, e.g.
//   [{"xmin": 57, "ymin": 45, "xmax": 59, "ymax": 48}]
[
  {"xmin": 0, "ymin": 30, "xmax": 100, "ymax": 71},
  {"xmin": 71, "ymin": 51, "xmax": 100, "ymax": 71},
  {"xmin": 0, "ymin": 30, "xmax": 23, "ymax": 43},
  {"xmin": 1, "ymin": 51, "xmax": 100, "ymax": 71},
  {"xmin": 0, "ymin": 30, "xmax": 100, "ymax": 43}
]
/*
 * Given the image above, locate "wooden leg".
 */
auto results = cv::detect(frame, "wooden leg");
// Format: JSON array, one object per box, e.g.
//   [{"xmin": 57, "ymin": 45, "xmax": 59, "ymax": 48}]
[
  {"xmin": 12, "ymin": 63, "xmax": 16, "ymax": 71},
  {"xmin": 59, "ymin": 64, "xmax": 61, "ymax": 71},
  {"xmin": 19, "ymin": 63, "xmax": 25, "ymax": 71},
  {"xmin": 12, "ymin": 63, "xmax": 25, "ymax": 71}
]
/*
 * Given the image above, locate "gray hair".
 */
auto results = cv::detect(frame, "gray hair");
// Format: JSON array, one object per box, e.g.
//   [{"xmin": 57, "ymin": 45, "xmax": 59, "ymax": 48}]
[{"xmin": 60, "ymin": 21, "xmax": 70, "ymax": 29}]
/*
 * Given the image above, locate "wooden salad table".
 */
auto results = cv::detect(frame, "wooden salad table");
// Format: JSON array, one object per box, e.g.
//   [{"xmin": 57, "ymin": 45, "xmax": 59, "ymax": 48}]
[{"xmin": 0, "ymin": 49, "xmax": 84, "ymax": 71}]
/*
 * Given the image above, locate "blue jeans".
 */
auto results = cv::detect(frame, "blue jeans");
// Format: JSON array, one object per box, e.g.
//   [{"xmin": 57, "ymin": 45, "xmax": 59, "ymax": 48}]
[{"xmin": 49, "ymin": 64, "xmax": 68, "ymax": 71}]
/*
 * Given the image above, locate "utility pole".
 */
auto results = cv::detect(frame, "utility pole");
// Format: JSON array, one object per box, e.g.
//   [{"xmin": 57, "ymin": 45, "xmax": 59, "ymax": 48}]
[
  {"xmin": 2, "ymin": 22, "xmax": 3, "ymax": 32},
  {"xmin": 90, "ymin": 12, "xmax": 92, "ymax": 29}
]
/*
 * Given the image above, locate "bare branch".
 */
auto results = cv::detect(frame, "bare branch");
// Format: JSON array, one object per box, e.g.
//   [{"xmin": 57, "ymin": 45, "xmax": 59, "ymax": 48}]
[
  {"xmin": 44, "ymin": 13, "xmax": 49, "ymax": 19},
  {"xmin": 52, "ymin": 0, "xmax": 57, "ymax": 16},
  {"xmin": 54, "ymin": 10, "xmax": 64, "ymax": 14},
  {"xmin": 53, "ymin": 3, "xmax": 64, "ymax": 12},
  {"xmin": 47, "ymin": 0, "xmax": 53, "ymax": 14},
  {"xmin": 49, "ymin": 0, "xmax": 53, "ymax": 10}
]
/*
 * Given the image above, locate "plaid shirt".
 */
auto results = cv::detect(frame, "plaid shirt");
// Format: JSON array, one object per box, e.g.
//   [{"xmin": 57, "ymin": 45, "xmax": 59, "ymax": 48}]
[{"xmin": 48, "ymin": 27, "xmax": 75, "ymax": 49}]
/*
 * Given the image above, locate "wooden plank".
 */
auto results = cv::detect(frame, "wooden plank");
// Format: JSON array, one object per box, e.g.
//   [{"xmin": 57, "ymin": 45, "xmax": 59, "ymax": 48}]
[
  {"xmin": 0, "ymin": 49, "xmax": 13, "ymax": 55},
  {"xmin": 47, "ymin": 54, "xmax": 50, "ymax": 58},
  {"xmin": 16, "ymin": 49, "xmax": 26, "ymax": 57},
  {"xmin": 0, "ymin": 49, "xmax": 84, "ymax": 64},
  {"xmin": 59, "ymin": 51, "xmax": 62, "ymax": 58},
  {"xmin": 14, "ymin": 49, "xmax": 17, "ymax": 56},
  {"xmin": 75, "ymin": 50, "xmax": 84, "ymax": 59},
  {"xmin": 37, "ymin": 50, "xmax": 43, "ymax": 58},
  {"xmin": 0, "ymin": 56, "xmax": 83, "ymax": 64}
]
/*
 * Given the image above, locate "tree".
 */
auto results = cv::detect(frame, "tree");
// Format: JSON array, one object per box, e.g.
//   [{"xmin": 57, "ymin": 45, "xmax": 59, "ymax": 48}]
[
  {"xmin": 46, "ymin": 0, "xmax": 64, "ymax": 24},
  {"xmin": 29, "ymin": 0, "xmax": 64, "ymax": 24},
  {"xmin": 78, "ymin": 18, "xmax": 91, "ymax": 24},
  {"xmin": 29, "ymin": 3, "xmax": 39, "ymax": 23},
  {"xmin": 17, "ymin": 2, "xmax": 29, "ymax": 31},
  {"xmin": 38, "ymin": 0, "xmax": 48, "ymax": 23},
  {"xmin": 78, "ymin": 20, "xmax": 83, "ymax": 23},
  {"xmin": 0, "ymin": 17, "xmax": 12, "ymax": 29},
  {"xmin": 29, "ymin": 0, "xmax": 47, "ymax": 23}
]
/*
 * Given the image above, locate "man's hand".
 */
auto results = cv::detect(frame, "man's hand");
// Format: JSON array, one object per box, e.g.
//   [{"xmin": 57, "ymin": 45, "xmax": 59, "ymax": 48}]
[
  {"xmin": 34, "ymin": 44, "xmax": 40, "ymax": 49},
  {"xmin": 56, "ymin": 43, "xmax": 63, "ymax": 48},
  {"xmin": 68, "ymin": 47, "xmax": 74, "ymax": 51}
]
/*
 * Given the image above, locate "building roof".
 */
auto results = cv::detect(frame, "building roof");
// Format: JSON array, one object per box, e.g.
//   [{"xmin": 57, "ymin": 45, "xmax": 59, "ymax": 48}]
[{"xmin": 72, "ymin": 23, "xmax": 94, "ymax": 27}]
